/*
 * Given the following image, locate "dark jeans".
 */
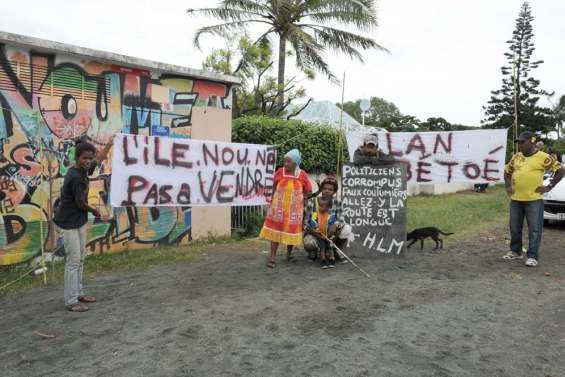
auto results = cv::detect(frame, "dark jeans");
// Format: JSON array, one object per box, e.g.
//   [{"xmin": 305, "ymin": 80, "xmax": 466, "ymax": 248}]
[{"xmin": 509, "ymin": 200, "xmax": 544, "ymax": 259}]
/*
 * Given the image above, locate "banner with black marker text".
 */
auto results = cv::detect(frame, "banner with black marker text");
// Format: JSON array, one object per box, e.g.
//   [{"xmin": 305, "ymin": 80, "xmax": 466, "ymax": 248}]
[
  {"xmin": 110, "ymin": 134, "xmax": 276, "ymax": 207},
  {"xmin": 346, "ymin": 129, "xmax": 508, "ymax": 184}
]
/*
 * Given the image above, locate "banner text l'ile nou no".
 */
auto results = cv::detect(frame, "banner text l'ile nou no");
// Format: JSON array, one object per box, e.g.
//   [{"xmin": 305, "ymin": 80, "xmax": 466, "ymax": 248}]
[{"xmin": 110, "ymin": 134, "xmax": 276, "ymax": 207}]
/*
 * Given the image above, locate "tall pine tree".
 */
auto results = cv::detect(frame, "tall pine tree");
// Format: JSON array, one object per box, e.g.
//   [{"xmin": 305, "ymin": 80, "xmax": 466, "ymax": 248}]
[{"xmin": 482, "ymin": 2, "xmax": 554, "ymax": 136}]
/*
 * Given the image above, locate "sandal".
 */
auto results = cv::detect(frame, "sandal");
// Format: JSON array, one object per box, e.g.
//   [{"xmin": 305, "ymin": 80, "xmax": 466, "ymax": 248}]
[
  {"xmin": 66, "ymin": 303, "xmax": 89, "ymax": 312},
  {"xmin": 78, "ymin": 295, "xmax": 97, "ymax": 303},
  {"xmin": 286, "ymin": 256, "xmax": 296, "ymax": 263},
  {"xmin": 267, "ymin": 260, "xmax": 276, "ymax": 268}
]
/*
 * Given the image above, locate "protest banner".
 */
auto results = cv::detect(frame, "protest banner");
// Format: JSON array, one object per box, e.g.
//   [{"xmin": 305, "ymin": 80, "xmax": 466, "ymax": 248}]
[
  {"xmin": 346, "ymin": 129, "xmax": 508, "ymax": 184},
  {"xmin": 342, "ymin": 162, "xmax": 407, "ymax": 257},
  {"xmin": 110, "ymin": 134, "xmax": 276, "ymax": 207}
]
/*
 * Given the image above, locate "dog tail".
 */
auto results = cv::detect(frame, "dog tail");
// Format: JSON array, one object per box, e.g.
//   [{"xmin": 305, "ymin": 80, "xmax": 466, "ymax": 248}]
[{"xmin": 439, "ymin": 230, "xmax": 454, "ymax": 236}]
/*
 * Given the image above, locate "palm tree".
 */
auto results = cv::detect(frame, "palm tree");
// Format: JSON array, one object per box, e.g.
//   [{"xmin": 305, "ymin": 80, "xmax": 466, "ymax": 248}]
[{"xmin": 188, "ymin": 0, "xmax": 386, "ymax": 111}]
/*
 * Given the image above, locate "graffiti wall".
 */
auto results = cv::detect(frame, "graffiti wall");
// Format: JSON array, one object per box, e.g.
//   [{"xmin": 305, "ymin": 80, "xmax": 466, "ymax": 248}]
[{"xmin": 0, "ymin": 44, "xmax": 232, "ymax": 265}]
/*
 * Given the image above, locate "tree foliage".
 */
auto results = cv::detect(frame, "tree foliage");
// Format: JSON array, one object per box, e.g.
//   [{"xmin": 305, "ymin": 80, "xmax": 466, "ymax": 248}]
[
  {"xmin": 189, "ymin": 0, "xmax": 386, "ymax": 111},
  {"xmin": 482, "ymin": 2, "xmax": 554, "ymax": 135},
  {"xmin": 548, "ymin": 94, "xmax": 565, "ymax": 139},
  {"xmin": 233, "ymin": 115, "xmax": 348, "ymax": 173},
  {"xmin": 202, "ymin": 33, "xmax": 309, "ymax": 117},
  {"xmin": 338, "ymin": 97, "xmax": 401, "ymax": 129},
  {"xmin": 338, "ymin": 97, "xmax": 473, "ymax": 131}
]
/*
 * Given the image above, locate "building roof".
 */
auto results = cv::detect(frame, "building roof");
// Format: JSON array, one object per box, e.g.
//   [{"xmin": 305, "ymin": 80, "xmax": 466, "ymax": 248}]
[
  {"xmin": 0, "ymin": 31, "xmax": 241, "ymax": 86},
  {"xmin": 288, "ymin": 100, "xmax": 385, "ymax": 133}
]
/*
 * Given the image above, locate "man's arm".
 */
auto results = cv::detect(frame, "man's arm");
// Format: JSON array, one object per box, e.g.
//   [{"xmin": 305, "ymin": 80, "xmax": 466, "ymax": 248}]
[
  {"xmin": 536, "ymin": 155, "xmax": 565, "ymax": 193},
  {"xmin": 536, "ymin": 166, "xmax": 565, "ymax": 193},
  {"xmin": 353, "ymin": 148, "xmax": 373, "ymax": 165},
  {"xmin": 550, "ymin": 167, "xmax": 565, "ymax": 188},
  {"xmin": 504, "ymin": 156, "xmax": 515, "ymax": 195},
  {"xmin": 96, "ymin": 138, "xmax": 113, "ymax": 162},
  {"xmin": 504, "ymin": 172, "xmax": 514, "ymax": 195}
]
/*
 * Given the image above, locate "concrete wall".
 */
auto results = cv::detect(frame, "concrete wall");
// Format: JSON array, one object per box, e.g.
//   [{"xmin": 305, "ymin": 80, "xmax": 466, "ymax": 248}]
[
  {"xmin": 408, "ymin": 183, "xmax": 475, "ymax": 196},
  {"xmin": 0, "ymin": 43, "xmax": 234, "ymax": 265},
  {"xmin": 190, "ymin": 107, "xmax": 232, "ymax": 239}
]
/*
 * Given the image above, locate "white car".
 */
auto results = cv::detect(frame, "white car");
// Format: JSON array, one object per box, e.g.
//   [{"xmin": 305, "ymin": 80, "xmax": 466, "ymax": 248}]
[{"xmin": 543, "ymin": 168, "xmax": 565, "ymax": 223}]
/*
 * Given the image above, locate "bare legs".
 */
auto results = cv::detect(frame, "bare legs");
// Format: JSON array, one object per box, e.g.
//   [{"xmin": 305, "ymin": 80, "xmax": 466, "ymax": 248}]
[{"xmin": 267, "ymin": 243, "xmax": 295, "ymax": 267}]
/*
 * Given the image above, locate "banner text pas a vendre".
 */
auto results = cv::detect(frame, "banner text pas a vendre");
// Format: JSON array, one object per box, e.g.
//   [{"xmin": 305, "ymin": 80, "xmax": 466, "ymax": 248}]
[{"xmin": 110, "ymin": 134, "xmax": 276, "ymax": 207}]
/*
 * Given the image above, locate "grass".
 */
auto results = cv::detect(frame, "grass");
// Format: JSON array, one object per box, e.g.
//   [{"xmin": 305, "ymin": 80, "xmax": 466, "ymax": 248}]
[
  {"xmin": 1, "ymin": 187, "xmax": 510, "ymax": 296},
  {"xmin": 407, "ymin": 185, "xmax": 509, "ymax": 237},
  {"xmin": 0, "ymin": 236, "xmax": 235, "ymax": 296}
]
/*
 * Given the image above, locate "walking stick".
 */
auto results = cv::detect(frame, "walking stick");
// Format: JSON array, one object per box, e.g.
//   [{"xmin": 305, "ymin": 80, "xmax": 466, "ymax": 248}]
[{"xmin": 317, "ymin": 232, "xmax": 371, "ymax": 279}]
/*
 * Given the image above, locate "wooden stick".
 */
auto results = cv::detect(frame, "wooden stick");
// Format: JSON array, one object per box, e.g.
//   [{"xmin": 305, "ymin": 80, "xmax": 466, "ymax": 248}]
[
  {"xmin": 34, "ymin": 331, "xmax": 56, "ymax": 339},
  {"xmin": 317, "ymin": 232, "xmax": 370, "ymax": 278}
]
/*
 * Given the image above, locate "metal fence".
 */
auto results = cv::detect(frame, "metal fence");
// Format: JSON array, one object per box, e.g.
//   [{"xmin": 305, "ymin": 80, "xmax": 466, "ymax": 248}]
[{"xmin": 231, "ymin": 205, "xmax": 268, "ymax": 230}]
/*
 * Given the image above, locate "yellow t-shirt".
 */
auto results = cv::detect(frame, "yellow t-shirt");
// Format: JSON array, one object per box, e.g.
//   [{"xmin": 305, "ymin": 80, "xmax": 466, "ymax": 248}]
[{"xmin": 505, "ymin": 151, "xmax": 562, "ymax": 201}]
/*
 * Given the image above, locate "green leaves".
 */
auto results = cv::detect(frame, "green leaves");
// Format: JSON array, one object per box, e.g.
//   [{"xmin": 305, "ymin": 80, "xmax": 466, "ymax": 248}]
[
  {"xmin": 232, "ymin": 115, "xmax": 349, "ymax": 173},
  {"xmin": 190, "ymin": 0, "xmax": 384, "ymax": 88},
  {"xmin": 482, "ymin": 1, "xmax": 555, "ymax": 135}
]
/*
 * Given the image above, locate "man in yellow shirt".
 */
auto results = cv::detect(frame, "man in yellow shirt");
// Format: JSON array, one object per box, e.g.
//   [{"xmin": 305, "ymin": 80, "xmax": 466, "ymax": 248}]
[{"xmin": 504, "ymin": 131, "xmax": 564, "ymax": 266}]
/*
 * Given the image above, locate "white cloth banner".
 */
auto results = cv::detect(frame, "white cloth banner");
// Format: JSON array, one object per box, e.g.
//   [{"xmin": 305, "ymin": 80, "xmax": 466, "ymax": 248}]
[
  {"xmin": 110, "ymin": 134, "xmax": 276, "ymax": 207},
  {"xmin": 346, "ymin": 129, "xmax": 508, "ymax": 184}
]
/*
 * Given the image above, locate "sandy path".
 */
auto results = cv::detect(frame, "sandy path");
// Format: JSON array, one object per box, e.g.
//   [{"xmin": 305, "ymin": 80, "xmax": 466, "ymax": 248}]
[{"xmin": 1, "ymin": 223, "xmax": 565, "ymax": 377}]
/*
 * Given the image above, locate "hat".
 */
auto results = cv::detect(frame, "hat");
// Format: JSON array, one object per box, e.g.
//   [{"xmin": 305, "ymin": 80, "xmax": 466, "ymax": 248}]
[
  {"xmin": 284, "ymin": 149, "xmax": 302, "ymax": 166},
  {"xmin": 363, "ymin": 134, "xmax": 378, "ymax": 146},
  {"xmin": 515, "ymin": 131, "xmax": 536, "ymax": 143}
]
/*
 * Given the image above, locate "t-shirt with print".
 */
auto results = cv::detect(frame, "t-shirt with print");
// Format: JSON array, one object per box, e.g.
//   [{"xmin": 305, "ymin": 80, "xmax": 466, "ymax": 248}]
[{"xmin": 505, "ymin": 151, "xmax": 562, "ymax": 201}]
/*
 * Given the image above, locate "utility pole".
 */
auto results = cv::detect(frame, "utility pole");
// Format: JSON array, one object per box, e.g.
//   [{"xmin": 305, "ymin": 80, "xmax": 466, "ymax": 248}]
[{"xmin": 360, "ymin": 99, "xmax": 370, "ymax": 127}]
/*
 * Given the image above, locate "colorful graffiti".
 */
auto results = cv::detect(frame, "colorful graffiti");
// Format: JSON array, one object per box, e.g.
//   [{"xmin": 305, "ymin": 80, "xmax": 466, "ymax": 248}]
[{"xmin": 0, "ymin": 44, "xmax": 232, "ymax": 265}]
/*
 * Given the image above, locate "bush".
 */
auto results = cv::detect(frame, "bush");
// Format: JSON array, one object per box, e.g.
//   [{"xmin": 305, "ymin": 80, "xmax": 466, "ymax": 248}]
[
  {"xmin": 232, "ymin": 211, "xmax": 265, "ymax": 240},
  {"xmin": 232, "ymin": 115, "xmax": 349, "ymax": 174}
]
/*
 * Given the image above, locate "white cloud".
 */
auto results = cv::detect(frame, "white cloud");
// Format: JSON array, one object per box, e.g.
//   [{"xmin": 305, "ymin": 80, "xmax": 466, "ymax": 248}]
[{"xmin": 1, "ymin": 0, "xmax": 563, "ymax": 125}]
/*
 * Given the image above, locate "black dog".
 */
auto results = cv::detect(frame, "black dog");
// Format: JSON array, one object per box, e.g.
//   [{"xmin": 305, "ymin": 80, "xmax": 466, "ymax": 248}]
[{"xmin": 406, "ymin": 227, "xmax": 454, "ymax": 250}]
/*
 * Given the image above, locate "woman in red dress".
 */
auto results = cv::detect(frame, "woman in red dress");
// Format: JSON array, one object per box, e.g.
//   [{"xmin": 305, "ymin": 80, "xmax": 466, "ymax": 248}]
[{"xmin": 260, "ymin": 149, "xmax": 312, "ymax": 268}]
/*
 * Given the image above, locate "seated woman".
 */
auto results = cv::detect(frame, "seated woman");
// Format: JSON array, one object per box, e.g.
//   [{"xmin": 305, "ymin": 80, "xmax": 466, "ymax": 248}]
[
  {"xmin": 304, "ymin": 174, "xmax": 354, "ymax": 262},
  {"xmin": 260, "ymin": 149, "xmax": 312, "ymax": 268}
]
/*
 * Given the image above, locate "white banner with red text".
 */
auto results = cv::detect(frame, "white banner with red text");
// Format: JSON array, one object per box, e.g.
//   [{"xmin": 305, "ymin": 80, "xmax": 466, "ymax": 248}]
[
  {"xmin": 110, "ymin": 134, "xmax": 276, "ymax": 207},
  {"xmin": 346, "ymin": 129, "xmax": 508, "ymax": 184}
]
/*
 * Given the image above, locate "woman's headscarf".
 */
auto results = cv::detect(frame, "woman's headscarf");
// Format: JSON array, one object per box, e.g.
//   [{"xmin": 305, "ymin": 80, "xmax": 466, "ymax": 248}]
[{"xmin": 284, "ymin": 149, "xmax": 302, "ymax": 176}]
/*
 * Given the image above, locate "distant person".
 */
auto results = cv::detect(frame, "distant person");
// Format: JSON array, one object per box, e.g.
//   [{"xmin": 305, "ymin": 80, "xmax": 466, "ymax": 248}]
[
  {"xmin": 54, "ymin": 138, "xmax": 112, "ymax": 312},
  {"xmin": 260, "ymin": 149, "xmax": 312, "ymax": 268},
  {"xmin": 503, "ymin": 131, "xmax": 564, "ymax": 267},
  {"xmin": 353, "ymin": 134, "xmax": 395, "ymax": 165},
  {"xmin": 536, "ymin": 140, "xmax": 545, "ymax": 152}
]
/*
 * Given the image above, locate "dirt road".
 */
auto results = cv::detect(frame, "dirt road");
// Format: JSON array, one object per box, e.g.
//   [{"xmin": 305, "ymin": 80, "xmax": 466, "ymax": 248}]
[{"xmin": 2, "ymin": 223, "xmax": 565, "ymax": 377}]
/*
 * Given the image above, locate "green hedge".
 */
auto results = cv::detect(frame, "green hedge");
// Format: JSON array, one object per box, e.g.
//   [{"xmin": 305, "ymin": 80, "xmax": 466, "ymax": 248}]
[{"xmin": 232, "ymin": 115, "xmax": 349, "ymax": 173}]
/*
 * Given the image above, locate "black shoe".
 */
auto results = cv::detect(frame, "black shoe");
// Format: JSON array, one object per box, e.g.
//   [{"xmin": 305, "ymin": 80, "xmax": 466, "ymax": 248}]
[
  {"xmin": 321, "ymin": 261, "xmax": 329, "ymax": 269},
  {"xmin": 329, "ymin": 260, "xmax": 335, "ymax": 268}
]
